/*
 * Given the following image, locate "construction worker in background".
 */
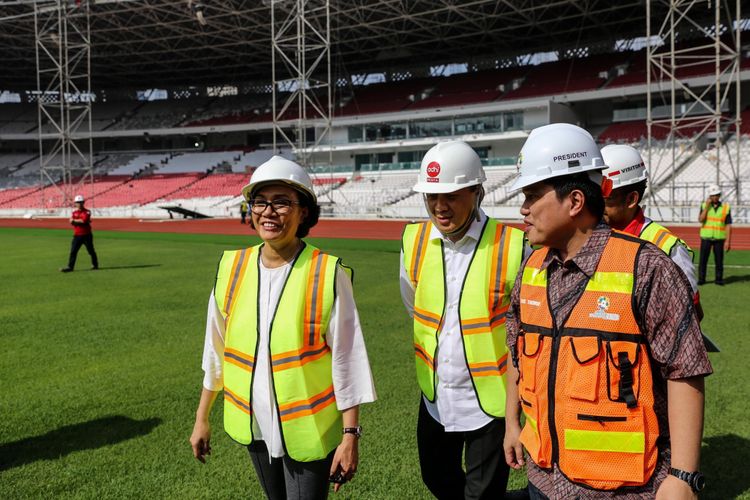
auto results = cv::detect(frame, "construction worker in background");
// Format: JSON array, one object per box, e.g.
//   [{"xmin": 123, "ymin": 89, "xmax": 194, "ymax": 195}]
[
  {"xmin": 239, "ymin": 198, "xmax": 249, "ymax": 224},
  {"xmin": 190, "ymin": 156, "xmax": 376, "ymax": 499},
  {"xmin": 60, "ymin": 194, "xmax": 99, "ymax": 273},
  {"xmin": 600, "ymin": 144, "xmax": 702, "ymax": 318},
  {"xmin": 698, "ymin": 184, "xmax": 732, "ymax": 286},
  {"xmin": 503, "ymin": 123, "xmax": 711, "ymax": 499},
  {"xmin": 400, "ymin": 140, "xmax": 527, "ymax": 499}
]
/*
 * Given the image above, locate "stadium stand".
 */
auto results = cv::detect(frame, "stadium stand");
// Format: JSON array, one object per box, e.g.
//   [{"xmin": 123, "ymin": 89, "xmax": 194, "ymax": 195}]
[{"xmin": 156, "ymin": 150, "xmax": 246, "ymax": 174}]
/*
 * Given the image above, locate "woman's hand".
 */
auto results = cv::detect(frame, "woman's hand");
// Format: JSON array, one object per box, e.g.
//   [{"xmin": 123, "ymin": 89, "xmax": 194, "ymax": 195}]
[
  {"xmin": 190, "ymin": 418, "xmax": 212, "ymax": 463},
  {"xmin": 329, "ymin": 434, "xmax": 358, "ymax": 492}
]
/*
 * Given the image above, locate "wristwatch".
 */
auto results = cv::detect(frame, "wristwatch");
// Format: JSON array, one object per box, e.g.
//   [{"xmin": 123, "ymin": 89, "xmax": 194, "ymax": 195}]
[
  {"xmin": 343, "ymin": 426, "xmax": 363, "ymax": 438},
  {"xmin": 669, "ymin": 467, "xmax": 705, "ymax": 492}
]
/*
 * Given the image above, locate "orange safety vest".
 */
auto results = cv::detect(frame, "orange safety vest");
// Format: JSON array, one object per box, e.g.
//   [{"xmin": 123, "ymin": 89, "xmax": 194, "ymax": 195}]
[{"xmin": 517, "ymin": 231, "xmax": 659, "ymax": 490}]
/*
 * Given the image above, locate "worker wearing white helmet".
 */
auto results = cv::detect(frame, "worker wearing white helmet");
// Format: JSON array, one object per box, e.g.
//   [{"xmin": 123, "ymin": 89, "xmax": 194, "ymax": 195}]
[
  {"xmin": 400, "ymin": 140, "xmax": 527, "ymax": 498},
  {"xmin": 191, "ymin": 156, "xmax": 376, "ymax": 498},
  {"xmin": 600, "ymin": 144, "xmax": 701, "ymax": 309},
  {"xmin": 698, "ymin": 183, "xmax": 732, "ymax": 285},
  {"xmin": 504, "ymin": 124, "xmax": 711, "ymax": 498},
  {"xmin": 60, "ymin": 194, "xmax": 99, "ymax": 272}
]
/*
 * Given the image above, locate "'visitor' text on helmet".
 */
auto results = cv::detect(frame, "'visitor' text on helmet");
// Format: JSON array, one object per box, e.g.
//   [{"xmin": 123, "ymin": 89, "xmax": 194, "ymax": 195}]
[{"xmin": 601, "ymin": 144, "xmax": 648, "ymax": 189}]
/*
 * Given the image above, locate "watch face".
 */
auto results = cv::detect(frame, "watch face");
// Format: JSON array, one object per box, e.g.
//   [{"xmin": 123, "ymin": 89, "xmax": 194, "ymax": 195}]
[{"xmin": 692, "ymin": 473, "xmax": 705, "ymax": 491}]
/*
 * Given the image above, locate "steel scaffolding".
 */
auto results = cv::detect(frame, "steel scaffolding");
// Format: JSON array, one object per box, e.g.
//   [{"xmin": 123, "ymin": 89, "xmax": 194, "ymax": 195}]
[
  {"xmin": 646, "ymin": 0, "xmax": 741, "ymax": 221},
  {"xmin": 34, "ymin": 0, "xmax": 93, "ymax": 210},
  {"xmin": 271, "ymin": 0, "xmax": 332, "ymax": 170}
]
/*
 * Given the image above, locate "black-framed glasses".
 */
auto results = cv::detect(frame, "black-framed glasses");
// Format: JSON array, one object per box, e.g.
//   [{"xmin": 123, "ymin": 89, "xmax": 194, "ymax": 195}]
[{"xmin": 249, "ymin": 198, "xmax": 301, "ymax": 215}]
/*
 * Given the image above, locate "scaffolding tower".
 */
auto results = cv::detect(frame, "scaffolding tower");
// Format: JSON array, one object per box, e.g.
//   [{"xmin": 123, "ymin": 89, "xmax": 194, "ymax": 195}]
[
  {"xmin": 646, "ymin": 0, "xmax": 741, "ymax": 221},
  {"xmin": 34, "ymin": 0, "xmax": 93, "ymax": 210},
  {"xmin": 270, "ymin": 0, "xmax": 332, "ymax": 171}
]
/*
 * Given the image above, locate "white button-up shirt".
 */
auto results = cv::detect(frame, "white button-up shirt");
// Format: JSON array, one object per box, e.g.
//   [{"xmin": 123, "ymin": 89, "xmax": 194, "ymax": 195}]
[
  {"xmin": 400, "ymin": 210, "xmax": 519, "ymax": 432},
  {"xmin": 202, "ymin": 259, "xmax": 377, "ymax": 458}
]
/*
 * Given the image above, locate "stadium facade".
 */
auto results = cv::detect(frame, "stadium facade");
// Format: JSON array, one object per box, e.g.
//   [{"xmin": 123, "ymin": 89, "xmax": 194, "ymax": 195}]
[{"xmin": 0, "ymin": 0, "xmax": 748, "ymax": 222}]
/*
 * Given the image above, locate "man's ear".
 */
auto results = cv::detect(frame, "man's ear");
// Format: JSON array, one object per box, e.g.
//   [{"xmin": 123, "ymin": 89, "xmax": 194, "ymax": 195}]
[
  {"xmin": 626, "ymin": 190, "xmax": 640, "ymax": 209},
  {"xmin": 568, "ymin": 189, "xmax": 586, "ymax": 218}
]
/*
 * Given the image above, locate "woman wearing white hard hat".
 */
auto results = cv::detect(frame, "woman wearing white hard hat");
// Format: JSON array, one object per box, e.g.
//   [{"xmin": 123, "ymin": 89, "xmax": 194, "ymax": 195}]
[
  {"xmin": 190, "ymin": 156, "xmax": 376, "ymax": 499},
  {"xmin": 400, "ymin": 140, "xmax": 527, "ymax": 498}
]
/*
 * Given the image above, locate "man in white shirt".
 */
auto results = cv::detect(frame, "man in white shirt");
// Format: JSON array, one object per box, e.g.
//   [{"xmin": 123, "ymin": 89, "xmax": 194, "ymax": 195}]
[{"xmin": 400, "ymin": 141, "xmax": 527, "ymax": 499}]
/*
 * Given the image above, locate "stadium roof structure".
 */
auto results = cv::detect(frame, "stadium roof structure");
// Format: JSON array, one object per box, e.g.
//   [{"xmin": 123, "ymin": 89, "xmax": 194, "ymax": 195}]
[{"xmin": 0, "ymin": 0, "xmax": 715, "ymax": 91}]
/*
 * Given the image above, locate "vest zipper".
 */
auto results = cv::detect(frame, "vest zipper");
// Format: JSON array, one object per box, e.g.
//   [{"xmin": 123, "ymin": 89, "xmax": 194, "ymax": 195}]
[{"xmin": 548, "ymin": 321, "xmax": 562, "ymax": 466}]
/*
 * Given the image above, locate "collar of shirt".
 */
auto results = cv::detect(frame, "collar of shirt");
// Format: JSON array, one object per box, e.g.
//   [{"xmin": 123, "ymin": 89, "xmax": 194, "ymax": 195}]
[
  {"xmin": 539, "ymin": 221, "xmax": 610, "ymax": 279},
  {"xmin": 428, "ymin": 209, "xmax": 487, "ymax": 246},
  {"xmin": 621, "ymin": 207, "xmax": 646, "ymax": 237}
]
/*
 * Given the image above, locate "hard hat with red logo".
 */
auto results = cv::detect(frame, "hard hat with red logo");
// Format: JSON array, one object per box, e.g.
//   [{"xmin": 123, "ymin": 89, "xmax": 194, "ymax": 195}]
[
  {"xmin": 241, "ymin": 155, "xmax": 316, "ymax": 203},
  {"xmin": 601, "ymin": 144, "xmax": 648, "ymax": 189},
  {"xmin": 413, "ymin": 140, "xmax": 486, "ymax": 194},
  {"xmin": 511, "ymin": 123, "xmax": 606, "ymax": 191},
  {"xmin": 74, "ymin": 194, "xmax": 85, "ymax": 203}
]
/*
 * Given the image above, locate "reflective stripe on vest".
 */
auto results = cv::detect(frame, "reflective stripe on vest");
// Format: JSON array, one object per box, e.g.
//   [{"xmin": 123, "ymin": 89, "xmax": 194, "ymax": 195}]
[
  {"xmin": 402, "ymin": 218, "xmax": 525, "ymax": 417},
  {"xmin": 700, "ymin": 202, "xmax": 729, "ymax": 239},
  {"xmin": 639, "ymin": 221, "xmax": 686, "ymax": 255},
  {"xmin": 516, "ymin": 232, "xmax": 659, "ymax": 490},
  {"xmin": 214, "ymin": 243, "xmax": 346, "ymax": 462}
]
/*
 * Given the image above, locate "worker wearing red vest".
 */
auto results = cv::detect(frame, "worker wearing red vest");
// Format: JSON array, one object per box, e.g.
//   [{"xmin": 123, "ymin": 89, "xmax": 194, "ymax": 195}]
[{"xmin": 503, "ymin": 124, "xmax": 712, "ymax": 499}]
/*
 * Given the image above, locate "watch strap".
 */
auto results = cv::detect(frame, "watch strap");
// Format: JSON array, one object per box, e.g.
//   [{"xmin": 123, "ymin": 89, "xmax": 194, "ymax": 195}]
[{"xmin": 343, "ymin": 426, "xmax": 362, "ymax": 438}]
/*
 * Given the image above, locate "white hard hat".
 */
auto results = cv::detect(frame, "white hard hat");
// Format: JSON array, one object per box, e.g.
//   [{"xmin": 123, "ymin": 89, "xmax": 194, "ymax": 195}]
[
  {"xmin": 74, "ymin": 194, "xmax": 85, "ymax": 203},
  {"xmin": 413, "ymin": 140, "xmax": 486, "ymax": 194},
  {"xmin": 601, "ymin": 144, "xmax": 648, "ymax": 189},
  {"xmin": 510, "ymin": 123, "xmax": 606, "ymax": 191},
  {"xmin": 241, "ymin": 156, "xmax": 316, "ymax": 203},
  {"xmin": 707, "ymin": 184, "xmax": 721, "ymax": 196}
]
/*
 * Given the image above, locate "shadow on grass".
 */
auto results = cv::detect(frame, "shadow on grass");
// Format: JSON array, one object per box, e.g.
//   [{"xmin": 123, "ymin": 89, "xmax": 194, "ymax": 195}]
[
  {"xmin": 722, "ymin": 274, "xmax": 750, "ymax": 284},
  {"xmin": 702, "ymin": 434, "xmax": 750, "ymax": 499},
  {"xmin": 0, "ymin": 415, "xmax": 161, "ymax": 471},
  {"xmin": 94, "ymin": 264, "xmax": 162, "ymax": 271}
]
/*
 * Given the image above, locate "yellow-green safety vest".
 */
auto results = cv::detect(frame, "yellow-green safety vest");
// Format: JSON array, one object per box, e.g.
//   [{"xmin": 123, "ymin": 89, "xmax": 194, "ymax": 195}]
[
  {"xmin": 639, "ymin": 221, "xmax": 690, "ymax": 256},
  {"xmin": 700, "ymin": 202, "xmax": 729, "ymax": 240},
  {"xmin": 402, "ymin": 218, "xmax": 525, "ymax": 417},
  {"xmin": 214, "ymin": 242, "xmax": 349, "ymax": 462}
]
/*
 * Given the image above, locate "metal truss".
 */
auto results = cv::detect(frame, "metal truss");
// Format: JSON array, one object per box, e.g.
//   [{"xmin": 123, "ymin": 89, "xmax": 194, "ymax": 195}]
[
  {"xmin": 34, "ymin": 0, "xmax": 93, "ymax": 210},
  {"xmin": 2, "ymin": 1, "xmax": 661, "ymax": 89},
  {"xmin": 646, "ymin": 0, "xmax": 741, "ymax": 221},
  {"xmin": 271, "ymin": 0, "xmax": 332, "ymax": 170}
]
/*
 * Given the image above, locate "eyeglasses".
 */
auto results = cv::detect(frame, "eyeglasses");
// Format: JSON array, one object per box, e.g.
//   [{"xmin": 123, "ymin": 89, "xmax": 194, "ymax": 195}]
[{"xmin": 249, "ymin": 198, "xmax": 301, "ymax": 215}]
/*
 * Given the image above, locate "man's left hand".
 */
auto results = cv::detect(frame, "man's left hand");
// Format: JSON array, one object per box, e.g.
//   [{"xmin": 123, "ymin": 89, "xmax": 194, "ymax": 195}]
[{"xmin": 656, "ymin": 475, "xmax": 697, "ymax": 500}]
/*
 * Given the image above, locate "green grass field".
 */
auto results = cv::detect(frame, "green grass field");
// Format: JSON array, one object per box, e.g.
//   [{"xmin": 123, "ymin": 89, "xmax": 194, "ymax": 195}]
[{"xmin": 1, "ymin": 227, "xmax": 748, "ymax": 499}]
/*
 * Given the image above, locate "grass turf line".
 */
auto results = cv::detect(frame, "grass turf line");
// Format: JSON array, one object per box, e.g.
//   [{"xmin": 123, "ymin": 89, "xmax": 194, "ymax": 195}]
[{"xmin": 0, "ymin": 227, "xmax": 748, "ymax": 499}]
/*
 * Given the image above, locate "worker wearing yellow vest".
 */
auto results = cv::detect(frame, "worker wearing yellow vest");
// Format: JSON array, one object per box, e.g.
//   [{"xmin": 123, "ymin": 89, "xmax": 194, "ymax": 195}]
[
  {"xmin": 190, "ymin": 156, "xmax": 376, "ymax": 499},
  {"xmin": 400, "ymin": 140, "xmax": 527, "ymax": 499},
  {"xmin": 600, "ymin": 145, "xmax": 701, "ymax": 317},
  {"xmin": 698, "ymin": 184, "xmax": 732, "ymax": 286},
  {"xmin": 503, "ymin": 124, "xmax": 712, "ymax": 499}
]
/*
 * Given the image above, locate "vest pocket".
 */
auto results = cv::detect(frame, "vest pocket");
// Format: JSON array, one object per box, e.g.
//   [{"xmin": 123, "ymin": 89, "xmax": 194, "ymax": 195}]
[
  {"xmin": 605, "ymin": 341, "xmax": 641, "ymax": 407},
  {"xmin": 519, "ymin": 393, "xmax": 549, "ymax": 468},
  {"xmin": 559, "ymin": 406, "xmax": 646, "ymax": 485},
  {"xmin": 564, "ymin": 336, "xmax": 601, "ymax": 402},
  {"xmin": 519, "ymin": 332, "xmax": 543, "ymax": 392}
]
